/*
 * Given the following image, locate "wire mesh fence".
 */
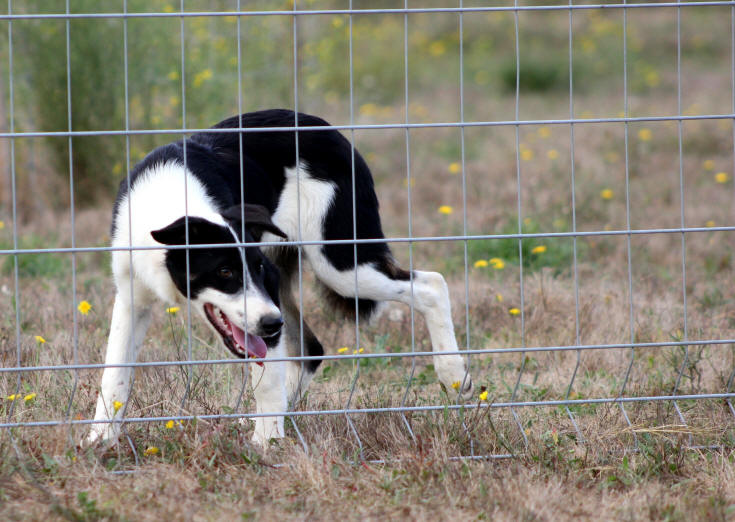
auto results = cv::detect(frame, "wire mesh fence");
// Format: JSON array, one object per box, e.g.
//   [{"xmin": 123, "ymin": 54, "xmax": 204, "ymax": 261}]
[{"xmin": 2, "ymin": 0, "xmax": 735, "ymax": 466}]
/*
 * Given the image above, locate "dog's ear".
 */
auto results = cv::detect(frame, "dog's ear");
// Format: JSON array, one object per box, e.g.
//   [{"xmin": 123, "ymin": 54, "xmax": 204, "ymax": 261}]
[
  {"xmin": 221, "ymin": 204, "xmax": 287, "ymax": 240},
  {"xmin": 151, "ymin": 216, "xmax": 221, "ymax": 245}
]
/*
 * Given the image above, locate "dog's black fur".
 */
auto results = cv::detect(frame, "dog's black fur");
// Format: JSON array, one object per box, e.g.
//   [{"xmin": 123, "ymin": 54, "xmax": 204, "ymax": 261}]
[
  {"xmin": 88, "ymin": 109, "xmax": 473, "ymax": 447},
  {"xmin": 113, "ymin": 109, "xmax": 410, "ymax": 373}
]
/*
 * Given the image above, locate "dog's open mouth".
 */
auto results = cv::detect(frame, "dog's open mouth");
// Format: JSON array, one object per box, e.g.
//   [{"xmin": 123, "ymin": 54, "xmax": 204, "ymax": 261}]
[{"xmin": 203, "ymin": 303, "xmax": 267, "ymax": 365}]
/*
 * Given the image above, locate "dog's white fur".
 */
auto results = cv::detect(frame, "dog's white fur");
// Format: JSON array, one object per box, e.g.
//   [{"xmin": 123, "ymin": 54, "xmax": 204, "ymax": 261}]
[
  {"xmin": 86, "ymin": 162, "xmax": 282, "ymax": 446},
  {"xmin": 270, "ymin": 164, "xmax": 469, "ymax": 408},
  {"xmin": 87, "ymin": 160, "xmax": 471, "ymax": 448}
]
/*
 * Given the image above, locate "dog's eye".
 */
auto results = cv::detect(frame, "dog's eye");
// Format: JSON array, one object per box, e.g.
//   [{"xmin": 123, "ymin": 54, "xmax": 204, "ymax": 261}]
[{"xmin": 218, "ymin": 267, "xmax": 233, "ymax": 279}]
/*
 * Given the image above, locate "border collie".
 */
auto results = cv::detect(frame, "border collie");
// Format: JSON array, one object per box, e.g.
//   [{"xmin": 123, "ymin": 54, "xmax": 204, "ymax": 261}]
[{"xmin": 86, "ymin": 109, "xmax": 474, "ymax": 447}]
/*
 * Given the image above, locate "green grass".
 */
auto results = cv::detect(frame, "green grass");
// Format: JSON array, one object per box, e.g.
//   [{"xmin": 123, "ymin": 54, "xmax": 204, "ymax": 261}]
[
  {"xmin": 445, "ymin": 217, "xmax": 581, "ymax": 277},
  {"xmin": 0, "ymin": 234, "xmax": 70, "ymax": 279}
]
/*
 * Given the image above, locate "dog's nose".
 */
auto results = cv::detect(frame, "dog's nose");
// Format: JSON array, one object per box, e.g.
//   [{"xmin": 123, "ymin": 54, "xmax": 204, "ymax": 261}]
[{"xmin": 259, "ymin": 314, "xmax": 283, "ymax": 337}]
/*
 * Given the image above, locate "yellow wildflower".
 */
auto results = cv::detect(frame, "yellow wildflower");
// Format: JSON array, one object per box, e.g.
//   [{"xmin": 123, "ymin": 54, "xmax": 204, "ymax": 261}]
[
  {"xmin": 163, "ymin": 4, "xmax": 175, "ymax": 13},
  {"xmin": 409, "ymin": 103, "xmax": 428, "ymax": 118},
  {"xmin": 166, "ymin": 420, "xmax": 175, "ymax": 429},
  {"xmin": 352, "ymin": 348, "xmax": 365, "ymax": 355},
  {"xmin": 331, "ymin": 16, "xmax": 344, "ymax": 28},
  {"xmin": 538, "ymin": 126, "xmax": 551, "ymax": 139},
  {"xmin": 169, "ymin": 96, "xmax": 180, "ymax": 107},
  {"xmin": 77, "ymin": 300, "xmax": 92, "ymax": 315},
  {"xmin": 496, "ymin": 293, "xmax": 503, "ymax": 303},
  {"xmin": 438, "ymin": 205, "xmax": 453, "ymax": 215},
  {"xmin": 113, "ymin": 400, "xmax": 123, "ymax": 414},
  {"xmin": 144, "ymin": 446, "xmax": 159, "ymax": 456},
  {"xmin": 531, "ymin": 245, "xmax": 547, "ymax": 254},
  {"xmin": 581, "ymin": 38, "xmax": 596, "ymax": 53},
  {"xmin": 359, "ymin": 103, "xmax": 378, "ymax": 117},
  {"xmin": 337, "ymin": 347, "xmax": 349, "ymax": 354},
  {"xmin": 429, "ymin": 41, "xmax": 446, "ymax": 56},
  {"xmin": 479, "ymin": 390, "xmax": 488, "ymax": 401},
  {"xmin": 451, "ymin": 381, "xmax": 461, "ymax": 391},
  {"xmin": 6, "ymin": 394, "xmax": 17, "ymax": 401},
  {"xmin": 448, "ymin": 162, "xmax": 461, "ymax": 175},
  {"xmin": 547, "ymin": 149, "xmax": 558, "ymax": 160},
  {"xmin": 23, "ymin": 393, "xmax": 36, "ymax": 402},
  {"xmin": 715, "ymin": 172, "xmax": 729, "ymax": 184},
  {"xmin": 600, "ymin": 188, "xmax": 614, "ymax": 200},
  {"xmin": 637, "ymin": 128, "xmax": 652, "ymax": 141},
  {"xmin": 473, "ymin": 260, "xmax": 489, "ymax": 268},
  {"xmin": 0, "ymin": 221, "xmax": 4, "ymax": 229},
  {"xmin": 551, "ymin": 429, "xmax": 559, "ymax": 444},
  {"xmin": 525, "ymin": 427, "xmax": 531, "ymax": 436},
  {"xmin": 35, "ymin": 335, "xmax": 46, "ymax": 344},
  {"xmin": 644, "ymin": 70, "xmax": 660, "ymax": 87},
  {"xmin": 509, "ymin": 308, "xmax": 520, "ymax": 316},
  {"xmin": 703, "ymin": 159, "xmax": 715, "ymax": 171},
  {"xmin": 520, "ymin": 148, "xmax": 534, "ymax": 161},
  {"xmin": 193, "ymin": 69, "xmax": 213, "ymax": 88},
  {"xmin": 489, "ymin": 258, "xmax": 505, "ymax": 270},
  {"xmin": 705, "ymin": 220, "xmax": 716, "ymax": 228},
  {"xmin": 166, "ymin": 306, "xmax": 180, "ymax": 314}
]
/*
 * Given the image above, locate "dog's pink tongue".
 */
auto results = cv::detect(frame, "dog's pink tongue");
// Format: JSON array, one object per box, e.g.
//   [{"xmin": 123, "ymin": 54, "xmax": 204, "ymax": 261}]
[
  {"xmin": 247, "ymin": 334, "xmax": 267, "ymax": 359},
  {"xmin": 231, "ymin": 323, "xmax": 267, "ymax": 359}
]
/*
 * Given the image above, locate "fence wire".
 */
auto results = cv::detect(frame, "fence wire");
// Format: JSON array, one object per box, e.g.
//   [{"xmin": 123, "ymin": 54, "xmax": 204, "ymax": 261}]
[{"xmin": 2, "ymin": 1, "xmax": 735, "ymax": 465}]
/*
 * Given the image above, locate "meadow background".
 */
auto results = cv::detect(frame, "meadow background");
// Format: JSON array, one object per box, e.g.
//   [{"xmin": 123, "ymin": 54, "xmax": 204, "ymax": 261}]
[{"xmin": 2, "ymin": 0, "xmax": 735, "ymax": 519}]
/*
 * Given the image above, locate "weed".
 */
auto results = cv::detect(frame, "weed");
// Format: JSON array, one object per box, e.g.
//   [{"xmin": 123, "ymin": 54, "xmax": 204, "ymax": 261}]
[
  {"xmin": 0, "ymin": 234, "xmax": 70, "ymax": 279},
  {"xmin": 456, "ymin": 218, "xmax": 579, "ymax": 276}
]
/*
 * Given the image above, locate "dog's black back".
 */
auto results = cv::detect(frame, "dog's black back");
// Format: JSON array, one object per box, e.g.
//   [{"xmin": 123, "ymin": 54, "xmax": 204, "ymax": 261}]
[
  {"xmin": 116, "ymin": 110, "xmax": 393, "ymax": 269},
  {"xmin": 114, "ymin": 110, "xmax": 408, "ymax": 322}
]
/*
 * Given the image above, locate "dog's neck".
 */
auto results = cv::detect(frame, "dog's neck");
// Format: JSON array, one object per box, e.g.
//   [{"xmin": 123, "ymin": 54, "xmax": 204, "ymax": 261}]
[
  {"xmin": 112, "ymin": 160, "xmax": 226, "ymax": 247},
  {"xmin": 111, "ymin": 160, "xmax": 228, "ymax": 304}
]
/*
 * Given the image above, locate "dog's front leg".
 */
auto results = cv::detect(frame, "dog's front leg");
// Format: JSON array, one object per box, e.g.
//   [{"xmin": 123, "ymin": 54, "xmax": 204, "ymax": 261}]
[
  {"xmin": 86, "ymin": 290, "xmax": 152, "ymax": 446},
  {"xmin": 248, "ymin": 335, "xmax": 287, "ymax": 446}
]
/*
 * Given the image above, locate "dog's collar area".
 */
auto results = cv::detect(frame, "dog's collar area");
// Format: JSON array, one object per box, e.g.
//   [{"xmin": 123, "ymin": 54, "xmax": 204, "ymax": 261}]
[{"xmin": 203, "ymin": 303, "xmax": 267, "ymax": 364}]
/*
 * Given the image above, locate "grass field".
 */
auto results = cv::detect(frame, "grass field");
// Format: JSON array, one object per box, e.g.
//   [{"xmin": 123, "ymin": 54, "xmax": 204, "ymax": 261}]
[{"xmin": 3, "ymin": 1, "xmax": 735, "ymax": 520}]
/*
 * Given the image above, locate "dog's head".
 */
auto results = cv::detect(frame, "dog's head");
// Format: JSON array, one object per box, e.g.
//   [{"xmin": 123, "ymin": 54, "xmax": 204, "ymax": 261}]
[{"xmin": 151, "ymin": 204, "xmax": 286, "ymax": 361}]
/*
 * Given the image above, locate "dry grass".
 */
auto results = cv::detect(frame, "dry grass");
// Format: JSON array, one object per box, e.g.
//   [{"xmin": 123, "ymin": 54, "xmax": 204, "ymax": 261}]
[{"xmin": 3, "ymin": 4, "xmax": 735, "ymax": 521}]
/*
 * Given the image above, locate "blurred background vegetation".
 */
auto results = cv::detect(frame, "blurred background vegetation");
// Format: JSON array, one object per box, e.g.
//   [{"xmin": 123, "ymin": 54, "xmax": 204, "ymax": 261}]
[
  {"xmin": 0, "ymin": 0, "xmax": 733, "ymax": 283},
  {"xmin": 2, "ymin": 0, "xmax": 716, "ymax": 210}
]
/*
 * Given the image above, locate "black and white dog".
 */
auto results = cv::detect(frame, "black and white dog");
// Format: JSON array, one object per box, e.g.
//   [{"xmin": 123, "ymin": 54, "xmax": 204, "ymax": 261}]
[{"xmin": 87, "ymin": 109, "xmax": 473, "ymax": 447}]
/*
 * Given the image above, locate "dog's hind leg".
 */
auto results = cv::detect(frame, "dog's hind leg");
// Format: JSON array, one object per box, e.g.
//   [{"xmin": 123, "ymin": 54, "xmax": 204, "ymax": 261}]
[
  {"xmin": 309, "ymin": 255, "xmax": 474, "ymax": 400},
  {"xmin": 265, "ymin": 162, "xmax": 471, "ymax": 399},
  {"xmin": 86, "ymin": 278, "xmax": 153, "ymax": 446}
]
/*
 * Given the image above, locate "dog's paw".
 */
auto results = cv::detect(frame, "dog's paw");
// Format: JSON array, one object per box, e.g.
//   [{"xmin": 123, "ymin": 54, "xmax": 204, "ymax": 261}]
[
  {"xmin": 251, "ymin": 417, "xmax": 285, "ymax": 448},
  {"xmin": 82, "ymin": 423, "xmax": 119, "ymax": 449},
  {"xmin": 435, "ymin": 355, "xmax": 474, "ymax": 401}
]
